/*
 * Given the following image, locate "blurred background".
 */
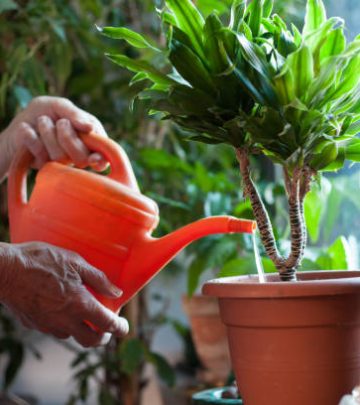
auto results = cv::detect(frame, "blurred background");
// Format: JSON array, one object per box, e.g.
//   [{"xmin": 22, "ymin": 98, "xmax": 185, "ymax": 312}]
[{"xmin": 0, "ymin": 0, "xmax": 359, "ymax": 404}]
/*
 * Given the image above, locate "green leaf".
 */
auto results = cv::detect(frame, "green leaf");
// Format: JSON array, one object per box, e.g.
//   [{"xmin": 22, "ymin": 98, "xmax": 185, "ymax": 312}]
[
  {"xmin": 248, "ymin": 0, "xmax": 263, "ymax": 38},
  {"xmin": 320, "ymin": 146, "xmax": 346, "ymax": 172},
  {"xmin": 345, "ymin": 138, "xmax": 360, "ymax": 162},
  {"xmin": 273, "ymin": 66, "xmax": 296, "ymax": 104},
  {"xmin": 100, "ymin": 26, "xmax": 160, "ymax": 51},
  {"xmin": 320, "ymin": 236, "xmax": 351, "ymax": 270},
  {"xmin": 106, "ymin": 54, "xmax": 174, "ymax": 86},
  {"xmin": 310, "ymin": 142, "xmax": 338, "ymax": 170},
  {"xmin": 303, "ymin": 0, "xmax": 327, "ymax": 34},
  {"xmin": 119, "ymin": 339, "xmax": 145, "ymax": 375},
  {"xmin": 204, "ymin": 13, "xmax": 229, "ymax": 74},
  {"xmin": 304, "ymin": 177, "xmax": 331, "ymax": 243},
  {"xmin": 229, "ymin": 0, "xmax": 246, "ymax": 31},
  {"xmin": 287, "ymin": 45, "xmax": 314, "ymax": 100},
  {"xmin": 263, "ymin": 0, "xmax": 274, "ymax": 19},
  {"xmin": 187, "ymin": 256, "xmax": 208, "ymax": 296},
  {"xmin": 319, "ymin": 27, "xmax": 346, "ymax": 61},
  {"xmin": 218, "ymin": 257, "xmax": 254, "ymax": 277},
  {"xmin": 0, "ymin": 0, "xmax": 18, "ymax": 13},
  {"xmin": 169, "ymin": 40, "xmax": 215, "ymax": 93},
  {"xmin": 147, "ymin": 352, "xmax": 175, "ymax": 387},
  {"xmin": 327, "ymin": 55, "xmax": 360, "ymax": 101},
  {"xmin": 166, "ymin": 0, "xmax": 205, "ymax": 59}
]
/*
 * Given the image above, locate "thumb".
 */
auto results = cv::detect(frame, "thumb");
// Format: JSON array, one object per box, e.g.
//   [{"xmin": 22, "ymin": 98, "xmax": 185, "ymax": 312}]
[{"xmin": 77, "ymin": 264, "xmax": 123, "ymax": 298}]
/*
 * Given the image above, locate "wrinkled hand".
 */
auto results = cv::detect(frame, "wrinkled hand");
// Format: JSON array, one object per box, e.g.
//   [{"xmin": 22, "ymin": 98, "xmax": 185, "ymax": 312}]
[
  {"xmin": 0, "ymin": 242, "xmax": 129, "ymax": 347},
  {"xmin": 0, "ymin": 96, "xmax": 108, "ymax": 178}
]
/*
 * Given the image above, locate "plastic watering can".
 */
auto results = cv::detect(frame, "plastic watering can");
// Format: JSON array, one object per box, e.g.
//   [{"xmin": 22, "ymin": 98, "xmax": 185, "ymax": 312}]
[{"xmin": 8, "ymin": 132, "xmax": 255, "ymax": 313}]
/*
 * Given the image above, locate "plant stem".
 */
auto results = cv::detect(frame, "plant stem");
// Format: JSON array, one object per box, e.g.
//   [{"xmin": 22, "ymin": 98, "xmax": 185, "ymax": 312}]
[
  {"xmin": 236, "ymin": 149, "xmax": 313, "ymax": 281},
  {"xmin": 236, "ymin": 148, "xmax": 285, "ymax": 271},
  {"xmin": 284, "ymin": 172, "xmax": 302, "ymax": 278}
]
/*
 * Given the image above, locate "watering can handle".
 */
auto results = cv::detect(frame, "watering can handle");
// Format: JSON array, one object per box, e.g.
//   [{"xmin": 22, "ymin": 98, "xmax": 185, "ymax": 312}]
[{"xmin": 7, "ymin": 131, "xmax": 139, "ymax": 219}]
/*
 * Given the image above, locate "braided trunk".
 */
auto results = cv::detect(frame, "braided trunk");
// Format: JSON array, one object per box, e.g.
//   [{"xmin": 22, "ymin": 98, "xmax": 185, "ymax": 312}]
[{"xmin": 236, "ymin": 148, "xmax": 312, "ymax": 281}]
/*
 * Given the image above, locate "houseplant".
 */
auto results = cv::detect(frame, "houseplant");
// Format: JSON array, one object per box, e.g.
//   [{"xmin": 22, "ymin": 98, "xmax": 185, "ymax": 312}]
[{"xmin": 101, "ymin": 0, "xmax": 360, "ymax": 402}]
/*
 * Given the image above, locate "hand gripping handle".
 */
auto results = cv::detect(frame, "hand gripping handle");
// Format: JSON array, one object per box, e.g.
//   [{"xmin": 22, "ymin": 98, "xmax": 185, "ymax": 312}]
[{"xmin": 7, "ymin": 132, "xmax": 139, "ymax": 222}]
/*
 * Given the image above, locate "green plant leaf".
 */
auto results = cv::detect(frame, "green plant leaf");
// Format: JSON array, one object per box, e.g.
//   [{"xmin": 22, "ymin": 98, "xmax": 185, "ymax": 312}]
[
  {"xmin": 147, "ymin": 352, "xmax": 175, "ymax": 387},
  {"xmin": 303, "ymin": 0, "xmax": 327, "ymax": 34},
  {"xmin": 218, "ymin": 257, "xmax": 254, "ymax": 277},
  {"xmin": 248, "ymin": 0, "xmax": 263, "ymax": 38},
  {"xmin": 319, "ymin": 236, "xmax": 351, "ymax": 270},
  {"xmin": 204, "ymin": 13, "xmax": 229, "ymax": 74},
  {"xmin": 304, "ymin": 177, "xmax": 331, "ymax": 243},
  {"xmin": 319, "ymin": 27, "xmax": 346, "ymax": 61},
  {"xmin": 169, "ymin": 40, "xmax": 216, "ymax": 93},
  {"xmin": 229, "ymin": 0, "xmax": 246, "ymax": 31},
  {"xmin": 287, "ymin": 45, "xmax": 314, "ymax": 100},
  {"xmin": 119, "ymin": 339, "xmax": 145, "ymax": 374},
  {"xmin": 273, "ymin": 66, "xmax": 296, "ymax": 104},
  {"xmin": 100, "ymin": 26, "xmax": 160, "ymax": 51},
  {"xmin": 263, "ymin": 0, "xmax": 274, "ymax": 19},
  {"xmin": 187, "ymin": 256, "xmax": 208, "ymax": 296},
  {"xmin": 166, "ymin": 0, "xmax": 205, "ymax": 59},
  {"xmin": 345, "ymin": 138, "xmax": 360, "ymax": 162},
  {"xmin": 310, "ymin": 142, "xmax": 338, "ymax": 170},
  {"xmin": 106, "ymin": 54, "xmax": 174, "ymax": 86}
]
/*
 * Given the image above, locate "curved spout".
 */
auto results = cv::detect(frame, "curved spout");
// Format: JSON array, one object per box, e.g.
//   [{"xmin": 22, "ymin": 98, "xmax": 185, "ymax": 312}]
[{"xmin": 117, "ymin": 216, "xmax": 256, "ymax": 309}]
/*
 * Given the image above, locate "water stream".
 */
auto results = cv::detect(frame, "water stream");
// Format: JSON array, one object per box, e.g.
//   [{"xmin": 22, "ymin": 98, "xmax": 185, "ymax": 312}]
[{"xmin": 252, "ymin": 231, "xmax": 266, "ymax": 283}]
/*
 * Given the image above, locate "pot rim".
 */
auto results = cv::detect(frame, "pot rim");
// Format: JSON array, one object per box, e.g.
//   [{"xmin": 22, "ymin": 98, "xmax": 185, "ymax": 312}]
[{"xmin": 202, "ymin": 270, "xmax": 360, "ymax": 298}]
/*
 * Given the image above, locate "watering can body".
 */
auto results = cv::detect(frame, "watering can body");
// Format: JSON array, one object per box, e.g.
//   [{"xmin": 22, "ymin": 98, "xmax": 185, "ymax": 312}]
[{"xmin": 8, "ymin": 133, "xmax": 255, "ymax": 313}]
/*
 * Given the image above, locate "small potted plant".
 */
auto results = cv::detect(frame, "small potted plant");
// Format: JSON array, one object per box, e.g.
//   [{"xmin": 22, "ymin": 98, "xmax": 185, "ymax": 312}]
[{"xmin": 100, "ymin": 0, "xmax": 360, "ymax": 403}]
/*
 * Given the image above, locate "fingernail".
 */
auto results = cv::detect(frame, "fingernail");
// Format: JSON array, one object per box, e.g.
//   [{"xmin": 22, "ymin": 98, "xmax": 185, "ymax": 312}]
[{"xmin": 110, "ymin": 285, "xmax": 123, "ymax": 297}]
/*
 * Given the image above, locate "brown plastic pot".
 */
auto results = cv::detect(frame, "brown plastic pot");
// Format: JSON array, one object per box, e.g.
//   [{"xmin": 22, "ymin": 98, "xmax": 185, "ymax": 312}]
[
  {"xmin": 182, "ymin": 294, "xmax": 232, "ymax": 384},
  {"xmin": 203, "ymin": 271, "xmax": 360, "ymax": 405}
]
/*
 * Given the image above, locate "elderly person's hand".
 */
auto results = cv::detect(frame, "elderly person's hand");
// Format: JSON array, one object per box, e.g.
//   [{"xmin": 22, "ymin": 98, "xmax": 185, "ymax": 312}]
[
  {"xmin": 0, "ymin": 242, "xmax": 129, "ymax": 347},
  {"xmin": 0, "ymin": 96, "xmax": 108, "ymax": 180}
]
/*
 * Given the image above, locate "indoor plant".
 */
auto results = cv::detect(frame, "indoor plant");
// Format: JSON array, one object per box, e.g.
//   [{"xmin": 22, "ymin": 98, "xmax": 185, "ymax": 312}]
[{"xmin": 101, "ymin": 0, "xmax": 360, "ymax": 403}]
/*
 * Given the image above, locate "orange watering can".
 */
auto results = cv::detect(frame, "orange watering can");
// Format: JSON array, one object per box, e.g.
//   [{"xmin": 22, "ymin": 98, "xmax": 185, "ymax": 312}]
[{"xmin": 8, "ymin": 132, "xmax": 255, "ymax": 313}]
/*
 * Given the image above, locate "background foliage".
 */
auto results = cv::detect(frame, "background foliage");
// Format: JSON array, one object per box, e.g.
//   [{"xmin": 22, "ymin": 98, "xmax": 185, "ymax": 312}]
[{"xmin": 0, "ymin": 0, "xmax": 358, "ymax": 403}]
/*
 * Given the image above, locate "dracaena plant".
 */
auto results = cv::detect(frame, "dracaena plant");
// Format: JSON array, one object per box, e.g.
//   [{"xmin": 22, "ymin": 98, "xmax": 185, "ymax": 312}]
[{"xmin": 100, "ymin": 0, "xmax": 360, "ymax": 281}]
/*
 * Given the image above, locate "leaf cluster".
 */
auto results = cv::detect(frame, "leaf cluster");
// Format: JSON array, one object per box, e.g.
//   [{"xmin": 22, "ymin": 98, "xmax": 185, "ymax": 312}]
[{"xmin": 103, "ymin": 0, "xmax": 360, "ymax": 175}]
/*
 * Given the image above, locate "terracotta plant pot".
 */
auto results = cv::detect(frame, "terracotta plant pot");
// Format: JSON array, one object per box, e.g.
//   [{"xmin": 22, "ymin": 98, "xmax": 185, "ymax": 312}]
[
  {"xmin": 182, "ymin": 295, "xmax": 231, "ymax": 384},
  {"xmin": 203, "ymin": 271, "xmax": 360, "ymax": 405}
]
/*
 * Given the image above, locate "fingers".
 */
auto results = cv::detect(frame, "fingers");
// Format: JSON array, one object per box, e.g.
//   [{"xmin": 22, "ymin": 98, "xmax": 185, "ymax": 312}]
[
  {"xmin": 76, "ymin": 265, "xmax": 123, "ymax": 299},
  {"xmin": 37, "ymin": 116, "xmax": 66, "ymax": 161},
  {"xmin": 17, "ymin": 122, "xmax": 49, "ymax": 169},
  {"xmin": 88, "ymin": 152, "xmax": 109, "ymax": 172},
  {"xmin": 56, "ymin": 118, "xmax": 90, "ymax": 168},
  {"xmin": 15, "ymin": 116, "xmax": 108, "ymax": 170},
  {"xmin": 73, "ymin": 293, "xmax": 129, "ymax": 338},
  {"xmin": 49, "ymin": 97, "xmax": 107, "ymax": 137}
]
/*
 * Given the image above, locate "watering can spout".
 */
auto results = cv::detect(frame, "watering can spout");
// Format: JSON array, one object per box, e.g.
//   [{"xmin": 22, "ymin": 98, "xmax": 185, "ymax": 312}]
[
  {"xmin": 121, "ymin": 216, "xmax": 256, "ymax": 306},
  {"xmin": 147, "ymin": 216, "xmax": 256, "ymax": 269}
]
